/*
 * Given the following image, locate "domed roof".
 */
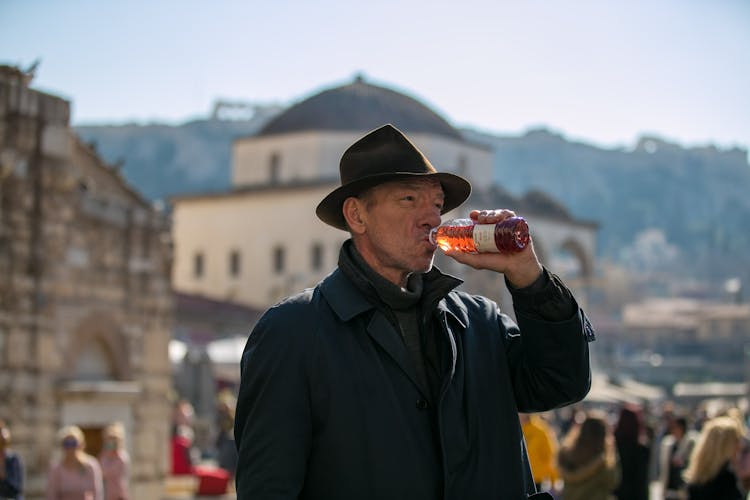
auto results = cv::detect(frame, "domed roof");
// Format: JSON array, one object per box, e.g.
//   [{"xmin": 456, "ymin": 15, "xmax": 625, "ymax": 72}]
[{"xmin": 257, "ymin": 75, "xmax": 462, "ymax": 140}]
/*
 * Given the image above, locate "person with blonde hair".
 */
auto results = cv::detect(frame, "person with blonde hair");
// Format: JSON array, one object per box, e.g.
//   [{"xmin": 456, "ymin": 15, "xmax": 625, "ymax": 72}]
[
  {"xmin": 683, "ymin": 415, "xmax": 744, "ymax": 500},
  {"xmin": 46, "ymin": 425, "xmax": 103, "ymax": 500},
  {"xmin": 98, "ymin": 423, "xmax": 129, "ymax": 500}
]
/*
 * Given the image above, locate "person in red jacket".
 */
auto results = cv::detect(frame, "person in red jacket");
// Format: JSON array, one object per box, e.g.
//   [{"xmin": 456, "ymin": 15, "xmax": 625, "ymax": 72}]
[{"xmin": 170, "ymin": 425, "xmax": 194, "ymax": 476}]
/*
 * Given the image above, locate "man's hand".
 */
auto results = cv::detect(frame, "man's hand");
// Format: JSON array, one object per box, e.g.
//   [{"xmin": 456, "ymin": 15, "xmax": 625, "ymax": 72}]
[{"xmin": 442, "ymin": 209, "xmax": 543, "ymax": 288}]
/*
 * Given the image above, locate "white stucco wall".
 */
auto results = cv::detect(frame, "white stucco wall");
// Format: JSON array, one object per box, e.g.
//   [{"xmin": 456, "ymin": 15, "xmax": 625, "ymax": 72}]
[
  {"xmin": 172, "ymin": 185, "xmax": 348, "ymax": 307},
  {"xmin": 232, "ymin": 131, "xmax": 358, "ymax": 186},
  {"xmin": 232, "ymin": 130, "xmax": 493, "ymax": 189}
]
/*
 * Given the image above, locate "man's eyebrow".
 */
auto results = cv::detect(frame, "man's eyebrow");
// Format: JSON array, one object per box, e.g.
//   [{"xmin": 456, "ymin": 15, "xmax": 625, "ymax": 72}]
[{"xmin": 397, "ymin": 180, "xmax": 444, "ymax": 191}]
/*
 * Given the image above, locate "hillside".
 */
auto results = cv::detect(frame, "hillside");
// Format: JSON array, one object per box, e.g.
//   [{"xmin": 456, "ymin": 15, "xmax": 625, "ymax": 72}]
[
  {"xmin": 464, "ymin": 128, "xmax": 750, "ymax": 282},
  {"xmin": 75, "ymin": 120, "xmax": 750, "ymax": 285},
  {"xmin": 75, "ymin": 106, "xmax": 280, "ymax": 201}
]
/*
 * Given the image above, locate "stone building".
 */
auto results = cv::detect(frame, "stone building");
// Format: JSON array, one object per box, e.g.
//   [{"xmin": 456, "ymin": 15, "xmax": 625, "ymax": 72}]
[
  {"xmin": 608, "ymin": 298, "xmax": 750, "ymax": 389},
  {"xmin": 172, "ymin": 76, "xmax": 597, "ymax": 312},
  {"xmin": 0, "ymin": 65, "xmax": 173, "ymax": 498}
]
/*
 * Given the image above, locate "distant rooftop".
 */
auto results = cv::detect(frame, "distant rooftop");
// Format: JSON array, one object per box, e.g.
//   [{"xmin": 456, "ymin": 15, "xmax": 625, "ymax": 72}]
[
  {"xmin": 623, "ymin": 298, "xmax": 750, "ymax": 329},
  {"xmin": 258, "ymin": 74, "xmax": 463, "ymax": 140}
]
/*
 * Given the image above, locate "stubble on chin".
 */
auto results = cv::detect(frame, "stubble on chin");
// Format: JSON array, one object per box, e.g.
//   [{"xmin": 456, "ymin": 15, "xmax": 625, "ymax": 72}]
[{"xmin": 417, "ymin": 252, "xmax": 436, "ymax": 274}]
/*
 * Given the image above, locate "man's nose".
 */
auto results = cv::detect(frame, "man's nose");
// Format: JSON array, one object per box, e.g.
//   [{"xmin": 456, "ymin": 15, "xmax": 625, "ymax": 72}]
[{"xmin": 420, "ymin": 204, "xmax": 442, "ymax": 229}]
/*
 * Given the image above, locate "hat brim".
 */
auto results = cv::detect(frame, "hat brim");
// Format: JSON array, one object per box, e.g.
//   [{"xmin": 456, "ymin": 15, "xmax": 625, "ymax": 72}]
[{"xmin": 316, "ymin": 171, "xmax": 471, "ymax": 231}]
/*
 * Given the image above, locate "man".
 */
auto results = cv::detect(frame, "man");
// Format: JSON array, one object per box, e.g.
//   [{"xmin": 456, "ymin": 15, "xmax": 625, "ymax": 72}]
[
  {"xmin": 658, "ymin": 416, "xmax": 697, "ymax": 500},
  {"xmin": 234, "ymin": 124, "xmax": 594, "ymax": 499}
]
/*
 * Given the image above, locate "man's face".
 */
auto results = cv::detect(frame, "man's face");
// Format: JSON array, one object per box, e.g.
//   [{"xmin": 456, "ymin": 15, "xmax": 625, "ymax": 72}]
[{"xmin": 352, "ymin": 178, "xmax": 444, "ymax": 286}]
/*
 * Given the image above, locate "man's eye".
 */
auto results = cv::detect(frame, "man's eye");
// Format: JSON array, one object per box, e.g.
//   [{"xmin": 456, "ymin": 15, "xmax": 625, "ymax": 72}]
[{"xmin": 402, "ymin": 195, "xmax": 415, "ymax": 201}]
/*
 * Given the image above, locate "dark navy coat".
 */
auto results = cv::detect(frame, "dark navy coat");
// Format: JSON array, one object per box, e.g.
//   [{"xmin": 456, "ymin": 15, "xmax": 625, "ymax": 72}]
[{"xmin": 234, "ymin": 267, "xmax": 592, "ymax": 499}]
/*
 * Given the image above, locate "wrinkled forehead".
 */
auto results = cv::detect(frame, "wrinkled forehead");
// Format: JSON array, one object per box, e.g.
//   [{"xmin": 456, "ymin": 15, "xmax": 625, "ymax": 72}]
[{"xmin": 376, "ymin": 177, "xmax": 444, "ymax": 194}]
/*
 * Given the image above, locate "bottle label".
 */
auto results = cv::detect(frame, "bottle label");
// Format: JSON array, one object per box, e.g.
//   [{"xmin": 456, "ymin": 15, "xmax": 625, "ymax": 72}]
[{"xmin": 473, "ymin": 224, "xmax": 499, "ymax": 253}]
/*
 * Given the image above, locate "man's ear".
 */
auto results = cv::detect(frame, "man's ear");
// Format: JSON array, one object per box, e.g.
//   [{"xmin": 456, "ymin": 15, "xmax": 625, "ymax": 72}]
[{"xmin": 342, "ymin": 197, "xmax": 366, "ymax": 234}]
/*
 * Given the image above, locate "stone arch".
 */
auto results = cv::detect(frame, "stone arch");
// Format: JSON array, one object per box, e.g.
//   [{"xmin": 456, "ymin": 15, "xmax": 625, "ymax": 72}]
[
  {"xmin": 67, "ymin": 311, "xmax": 133, "ymax": 381},
  {"xmin": 558, "ymin": 237, "xmax": 594, "ymax": 279}
]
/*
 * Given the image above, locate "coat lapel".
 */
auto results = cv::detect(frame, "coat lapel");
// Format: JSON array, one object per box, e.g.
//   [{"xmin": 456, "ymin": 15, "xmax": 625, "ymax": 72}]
[
  {"xmin": 366, "ymin": 311, "xmax": 425, "ymax": 395},
  {"xmin": 320, "ymin": 269, "xmax": 426, "ymax": 394}
]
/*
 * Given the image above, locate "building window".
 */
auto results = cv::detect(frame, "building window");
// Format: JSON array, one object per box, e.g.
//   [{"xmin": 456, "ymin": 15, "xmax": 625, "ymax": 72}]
[
  {"xmin": 194, "ymin": 252, "xmax": 204, "ymax": 278},
  {"xmin": 229, "ymin": 250, "xmax": 241, "ymax": 278},
  {"xmin": 311, "ymin": 243, "xmax": 323, "ymax": 271},
  {"xmin": 273, "ymin": 246, "xmax": 285, "ymax": 274},
  {"xmin": 269, "ymin": 152, "xmax": 280, "ymax": 184}
]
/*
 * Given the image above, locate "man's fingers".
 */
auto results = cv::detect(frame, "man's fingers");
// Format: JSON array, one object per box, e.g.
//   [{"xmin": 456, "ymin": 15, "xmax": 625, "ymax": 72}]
[{"xmin": 469, "ymin": 209, "xmax": 517, "ymax": 223}]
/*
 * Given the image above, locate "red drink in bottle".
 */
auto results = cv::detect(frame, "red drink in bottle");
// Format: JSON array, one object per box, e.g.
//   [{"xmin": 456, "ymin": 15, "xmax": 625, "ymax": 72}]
[{"xmin": 429, "ymin": 216, "xmax": 530, "ymax": 254}]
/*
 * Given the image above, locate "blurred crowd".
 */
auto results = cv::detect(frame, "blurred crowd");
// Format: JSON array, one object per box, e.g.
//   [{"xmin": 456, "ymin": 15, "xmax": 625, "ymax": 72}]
[
  {"xmin": 2, "ymin": 394, "xmax": 748, "ymax": 499},
  {"xmin": 0, "ymin": 390, "xmax": 237, "ymax": 500},
  {"xmin": 520, "ymin": 399, "xmax": 750, "ymax": 500},
  {"xmin": 0, "ymin": 419, "xmax": 130, "ymax": 500},
  {"xmin": 169, "ymin": 390, "xmax": 238, "ymax": 496}
]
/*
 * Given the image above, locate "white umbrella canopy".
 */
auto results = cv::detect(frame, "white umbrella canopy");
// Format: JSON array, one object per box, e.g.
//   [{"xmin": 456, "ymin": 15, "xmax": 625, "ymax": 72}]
[
  {"xmin": 169, "ymin": 339, "xmax": 188, "ymax": 365},
  {"xmin": 583, "ymin": 374, "xmax": 661, "ymax": 405},
  {"xmin": 619, "ymin": 378, "xmax": 666, "ymax": 402},
  {"xmin": 170, "ymin": 336, "xmax": 247, "ymax": 384},
  {"xmin": 206, "ymin": 336, "xmax": 248, "ymax": 383},
  {"xmin": 206, "ymin": 336, "xmax": 247, "ymax": 365},
  {"xmin": 584, "ymin": 382, "xmax": 642, "ymax": 405}
]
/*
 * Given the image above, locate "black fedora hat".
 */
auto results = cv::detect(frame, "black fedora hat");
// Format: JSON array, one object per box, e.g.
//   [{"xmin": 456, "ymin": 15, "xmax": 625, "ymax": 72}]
[{"xmin": 316, "ymin": 124, "xmax": 471, "ymax": 230}]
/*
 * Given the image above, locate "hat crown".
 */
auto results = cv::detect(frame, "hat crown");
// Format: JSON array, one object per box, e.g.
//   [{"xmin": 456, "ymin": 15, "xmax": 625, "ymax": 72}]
[
  {"xmin": 339, "ymin": 124, "xmax": 437, "ymax": 184},
  {"xmin": 316, "ymin": 123, "xmax": 471, "ymax": 231}
]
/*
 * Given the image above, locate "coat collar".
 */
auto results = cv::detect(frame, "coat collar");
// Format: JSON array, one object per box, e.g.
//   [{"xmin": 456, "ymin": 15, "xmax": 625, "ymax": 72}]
[
  {"xmin": 319, "ymin": 265, "xmax": 467, "ymax": 326},
  {"xmin": 320, "ymin": 266, "xmax": 467, "ymax": 397},
  {"xmin": 321, "ymin": 269, "xmax": 426, "ymax": 392},
  {"xmin": 320, "ymin": 267, "xmax": 376, "ymax": 322}
]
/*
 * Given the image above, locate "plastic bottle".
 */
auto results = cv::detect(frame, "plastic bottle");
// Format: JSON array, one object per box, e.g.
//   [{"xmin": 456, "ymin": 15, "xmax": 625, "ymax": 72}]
[{"xmin": 429, "ymin": 216, "xmax": 530, "ymax": 254}]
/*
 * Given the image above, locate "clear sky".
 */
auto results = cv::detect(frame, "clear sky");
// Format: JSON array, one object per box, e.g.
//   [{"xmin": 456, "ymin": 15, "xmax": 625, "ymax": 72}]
[{"xmin": 2, "ymin": 0, "xmax": 748, "ymax": 151}]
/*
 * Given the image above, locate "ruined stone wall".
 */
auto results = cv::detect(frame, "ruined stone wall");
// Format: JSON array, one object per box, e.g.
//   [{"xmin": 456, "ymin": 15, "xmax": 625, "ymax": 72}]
[{"xmin": 0, "ymin": 66, "xmax": 173, "ymax": 499}]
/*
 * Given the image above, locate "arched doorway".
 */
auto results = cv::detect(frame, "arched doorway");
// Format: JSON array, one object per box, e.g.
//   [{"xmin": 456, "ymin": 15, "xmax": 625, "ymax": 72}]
[{"xmin": 59, "ymin": 311, "xmax": 137, "ymax": 459}]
